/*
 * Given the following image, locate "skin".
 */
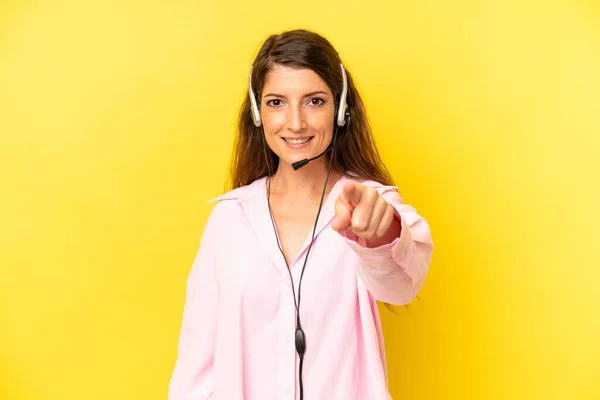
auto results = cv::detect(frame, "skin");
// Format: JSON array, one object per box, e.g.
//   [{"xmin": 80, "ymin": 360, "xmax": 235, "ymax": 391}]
[{"xmin": 260, "ymin": 65, "xmax": 401, "ymax": 265}]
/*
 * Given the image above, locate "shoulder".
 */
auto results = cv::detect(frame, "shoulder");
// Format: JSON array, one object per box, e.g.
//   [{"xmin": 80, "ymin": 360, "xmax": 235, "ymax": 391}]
[
  {"xmin": 202, "ymin": 176, "xmax": 267, "ymax": 222},
  {"xmin": 205, "ymin": 176, "xmax": 267, "ymax": 205}
]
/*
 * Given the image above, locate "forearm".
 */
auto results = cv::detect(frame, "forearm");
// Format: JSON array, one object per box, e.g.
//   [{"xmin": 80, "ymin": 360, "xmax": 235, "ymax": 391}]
[{"xmin": 338, "ymin": 190, "xmax": 433, "ymax": 305}]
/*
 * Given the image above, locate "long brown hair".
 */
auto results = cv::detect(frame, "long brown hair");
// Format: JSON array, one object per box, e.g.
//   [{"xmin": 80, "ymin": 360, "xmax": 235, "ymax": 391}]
[{"xmin": 228, "ymin": 29, "xmax": 394, "ymax": 190}]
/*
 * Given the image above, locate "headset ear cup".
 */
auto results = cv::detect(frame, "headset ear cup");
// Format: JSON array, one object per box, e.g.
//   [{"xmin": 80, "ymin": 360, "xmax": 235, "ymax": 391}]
[
  {"xmin": 337, "ymin": 63, "xmax": 348, "ymax": 127},
  {"xmin": 248, "ymin": 66, "xmax": 262, "ymax": 127}
]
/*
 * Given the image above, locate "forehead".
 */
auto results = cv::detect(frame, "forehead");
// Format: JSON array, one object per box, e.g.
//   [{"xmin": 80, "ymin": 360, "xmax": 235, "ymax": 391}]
[{"xmin": 262, "ymin": 65, "xmax": 331, "ymax": 95}]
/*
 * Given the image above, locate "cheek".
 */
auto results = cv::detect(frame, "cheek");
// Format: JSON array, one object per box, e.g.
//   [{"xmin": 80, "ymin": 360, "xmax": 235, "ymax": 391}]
[
  {"xmin": 262, "ymin": 112, "xmax": 286, "ymax": 133},
  {"xmin": 307, "ymin": 112, "xmax": 333, "ymax": 131},
  {"xmin": 313, "ymin": 119, "xmax": 334, "ymax": 139},
  {"xmin": 261, "ymin": 116, "xmax": 283, "ymax": 149}
]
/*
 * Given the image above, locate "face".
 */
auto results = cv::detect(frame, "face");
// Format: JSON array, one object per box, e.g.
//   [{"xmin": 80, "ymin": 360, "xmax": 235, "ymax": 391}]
[{"xmin": 260, "ymin": 65, "xmax": 335, "ymax": 168}]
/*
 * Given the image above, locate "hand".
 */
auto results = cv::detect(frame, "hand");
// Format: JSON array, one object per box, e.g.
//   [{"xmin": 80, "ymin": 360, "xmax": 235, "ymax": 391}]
[{"xmin": 331, "ymin": 181, "xmax": 396, "ymax": 239}]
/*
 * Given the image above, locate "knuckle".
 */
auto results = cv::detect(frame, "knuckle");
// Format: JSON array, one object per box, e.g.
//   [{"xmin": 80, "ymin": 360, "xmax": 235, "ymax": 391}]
[
  {"xmin": 354, "ymin": 218, "xmax": 369, "ymax": 232},
  {"xmin": 366, "ymin": 187, "xmax": 377, "ymax": 199}
]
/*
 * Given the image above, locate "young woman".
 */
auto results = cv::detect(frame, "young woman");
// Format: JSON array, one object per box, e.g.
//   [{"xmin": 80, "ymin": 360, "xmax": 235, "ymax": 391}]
[{"xmin": 169, "ymin": 29, "xmax": 433, "ymax": 400}]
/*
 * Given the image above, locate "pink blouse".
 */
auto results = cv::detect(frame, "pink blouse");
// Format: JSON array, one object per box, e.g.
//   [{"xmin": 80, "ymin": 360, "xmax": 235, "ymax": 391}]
[{"xmin": 168, "ymin": 175, "xmax": 433, "ymax": 399}]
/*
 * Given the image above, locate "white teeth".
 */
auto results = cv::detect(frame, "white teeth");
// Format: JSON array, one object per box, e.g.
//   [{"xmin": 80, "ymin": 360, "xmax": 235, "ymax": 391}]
[{"xmin": 284, "ymin": 137, "xmax": 311, "ymax": 144}]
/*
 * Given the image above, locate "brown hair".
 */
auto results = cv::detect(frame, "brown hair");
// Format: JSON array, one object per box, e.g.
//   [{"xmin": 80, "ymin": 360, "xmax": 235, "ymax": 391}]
[{"xmin": 228, "ymin": 29, "xmax": 394, "ymax": 190}]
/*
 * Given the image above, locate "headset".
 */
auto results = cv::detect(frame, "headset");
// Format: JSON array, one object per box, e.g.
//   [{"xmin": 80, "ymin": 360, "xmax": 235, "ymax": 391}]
[{"xmin": 248, "ymin": 62, "xmax": 350, "ymax": 400}]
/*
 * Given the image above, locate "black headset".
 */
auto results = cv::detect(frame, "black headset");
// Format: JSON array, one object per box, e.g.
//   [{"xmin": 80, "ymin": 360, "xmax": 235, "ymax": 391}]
[{"xmin": 248, "ymin": 63, "xmax": 350, "ymax": 400}]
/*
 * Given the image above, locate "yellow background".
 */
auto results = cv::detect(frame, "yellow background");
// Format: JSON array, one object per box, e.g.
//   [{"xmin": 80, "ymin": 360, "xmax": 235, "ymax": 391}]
[{"xmin": 1, "ymin": 0, "xmax": 599, "ymax": 399}]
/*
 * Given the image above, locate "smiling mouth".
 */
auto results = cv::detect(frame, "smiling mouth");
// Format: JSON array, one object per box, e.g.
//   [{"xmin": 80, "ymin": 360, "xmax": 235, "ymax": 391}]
[{"xmin": 282, "ymin": 137, "xmax": 313, "ymax": 144}]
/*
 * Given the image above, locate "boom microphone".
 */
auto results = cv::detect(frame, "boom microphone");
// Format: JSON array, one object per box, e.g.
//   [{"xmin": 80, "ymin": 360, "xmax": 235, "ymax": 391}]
[{"xmin": 291, "ymin": 146, "xmax": 333, "ymax": 170}]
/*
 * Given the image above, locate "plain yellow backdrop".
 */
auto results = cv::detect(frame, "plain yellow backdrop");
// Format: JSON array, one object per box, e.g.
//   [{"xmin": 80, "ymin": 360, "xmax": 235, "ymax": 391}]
[{"xmin": 1, "ymin": 0, "xmax": 599, "ymax": 399}]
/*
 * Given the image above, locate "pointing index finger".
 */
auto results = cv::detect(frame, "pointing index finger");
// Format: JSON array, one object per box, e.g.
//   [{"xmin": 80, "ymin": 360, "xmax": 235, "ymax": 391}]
[{"xmin": 340, "ymin": 181, "xmax": 362, "ymax": 208}]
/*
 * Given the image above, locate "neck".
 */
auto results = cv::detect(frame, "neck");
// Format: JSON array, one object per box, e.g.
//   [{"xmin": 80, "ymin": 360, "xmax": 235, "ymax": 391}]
[{"xmin": 269, "ymin": 158, "xmax": 341, "ymax": 198}]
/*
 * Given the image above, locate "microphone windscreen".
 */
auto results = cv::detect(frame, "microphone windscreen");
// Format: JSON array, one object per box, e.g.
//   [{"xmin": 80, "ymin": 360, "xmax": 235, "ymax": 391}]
[{"xmin": 292, "ymin": 159, "xmax": 310, "ymax": 170}]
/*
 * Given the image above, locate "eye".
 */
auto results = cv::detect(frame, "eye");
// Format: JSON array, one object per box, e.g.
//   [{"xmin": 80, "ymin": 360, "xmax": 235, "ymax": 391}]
[
  {"xmin": 266, "ymin": 99, "xmax": 282, "ymax": 107},
  {"xmin": 309, "ymin": 98, "xmax": 325, "ymax": 106}
]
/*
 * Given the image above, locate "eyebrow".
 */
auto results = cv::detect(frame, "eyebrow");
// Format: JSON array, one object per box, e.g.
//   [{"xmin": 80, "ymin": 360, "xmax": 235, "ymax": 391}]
[{"xmin": 263, "ymin": 90, "xmax": 330, "ymax": 98}]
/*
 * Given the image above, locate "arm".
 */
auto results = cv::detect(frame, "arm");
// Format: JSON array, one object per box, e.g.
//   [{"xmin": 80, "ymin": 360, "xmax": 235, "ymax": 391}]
[
  {"xmin": 336, "ymin": 185, "xmax": 433, "ymax": 305},
  {"xmin": 168, "ymin": 205, "xmax": 221, "ymax": 400}
]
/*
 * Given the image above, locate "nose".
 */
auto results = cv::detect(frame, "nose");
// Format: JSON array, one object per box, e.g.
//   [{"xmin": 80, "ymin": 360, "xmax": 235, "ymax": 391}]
[{"xmin": 287, "ymin": 104, "xmax": 307, "ymax": 132}]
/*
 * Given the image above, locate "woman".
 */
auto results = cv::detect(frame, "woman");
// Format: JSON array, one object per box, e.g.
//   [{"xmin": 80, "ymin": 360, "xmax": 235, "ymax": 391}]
[{"xmin": 169, "ymin": 29, "xmax": 433, "ymax": 400}]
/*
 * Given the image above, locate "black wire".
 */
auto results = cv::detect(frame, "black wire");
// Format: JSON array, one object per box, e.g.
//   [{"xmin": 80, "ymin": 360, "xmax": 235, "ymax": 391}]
[
  {"xmin": 298, "ymin": 352, "xmax": 305, "ymax": 399},
  {"xmin": 261, "ymin": 124, "xmax": 340, "ymax": 400},
  {"xmin": 296, "ymin": 127, "xmax": 338, "ymax": 318}
]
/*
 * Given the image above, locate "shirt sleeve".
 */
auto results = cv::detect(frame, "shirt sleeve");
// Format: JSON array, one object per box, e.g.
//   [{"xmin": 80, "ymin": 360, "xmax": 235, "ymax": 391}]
[
  {"xmin": 337, "ymin": 187, "xmax": 434, "ymax": 305},
  {"xmin": 168, "ymin": 204, "xmax": 222, "ymax": 400}
]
